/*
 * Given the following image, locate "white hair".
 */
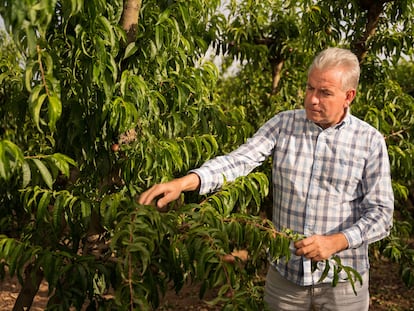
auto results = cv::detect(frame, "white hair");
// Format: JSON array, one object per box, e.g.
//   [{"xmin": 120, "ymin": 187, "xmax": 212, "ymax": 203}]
[{"xmin": 308, "ymin": 47, "xmax": 360, "ymax": 90}]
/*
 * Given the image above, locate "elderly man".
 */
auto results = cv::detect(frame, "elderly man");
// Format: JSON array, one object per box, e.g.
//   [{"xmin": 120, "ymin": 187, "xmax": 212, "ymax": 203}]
[{"xmin": 139, "ymin": 47, "xmax": 394, "ymax": 311}]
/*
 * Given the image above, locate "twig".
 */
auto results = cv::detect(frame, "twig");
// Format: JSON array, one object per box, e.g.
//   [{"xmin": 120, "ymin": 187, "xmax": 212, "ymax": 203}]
[
  {"xmin": 384, "ymin": 128, "xmax": 409, "ymax": 141},
  {"xmin": 36, "ymin": 45, "xmax": 50, "ymax": 97}
]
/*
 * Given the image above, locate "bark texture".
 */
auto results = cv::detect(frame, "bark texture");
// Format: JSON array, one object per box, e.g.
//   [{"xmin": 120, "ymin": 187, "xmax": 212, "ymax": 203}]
[
  {"xmin": 12, "ymin": 264, "xmax": 43, "ymax": 311},
  {"xmin": 120, "ymin": 0, "xmax": 142, "ymax": 44}
]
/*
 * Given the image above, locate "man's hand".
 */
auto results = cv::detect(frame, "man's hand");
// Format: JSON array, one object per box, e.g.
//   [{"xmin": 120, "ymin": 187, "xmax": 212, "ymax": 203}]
[
  {"xmin": 294, "ymin": 233, "xmax": 349, "ymax": 261},
  {"xmin": 222, "ymin": 250, "xmax": 249, "ymax": 264},
  {"xmin": 138, "ymin": 173, "xmax": 200, "ymax": 209}
]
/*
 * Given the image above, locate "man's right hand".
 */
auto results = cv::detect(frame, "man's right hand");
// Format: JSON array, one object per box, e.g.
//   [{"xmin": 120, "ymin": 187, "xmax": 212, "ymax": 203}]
[{"xmin": 138, "ymin": 173, "xmax": 200, "ymax": 209}]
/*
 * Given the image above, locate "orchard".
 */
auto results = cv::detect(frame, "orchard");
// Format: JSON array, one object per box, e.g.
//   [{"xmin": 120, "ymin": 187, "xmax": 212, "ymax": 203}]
[{"xmin": 0, "ymin": 0, "xmax": 413, "ymax": 310}]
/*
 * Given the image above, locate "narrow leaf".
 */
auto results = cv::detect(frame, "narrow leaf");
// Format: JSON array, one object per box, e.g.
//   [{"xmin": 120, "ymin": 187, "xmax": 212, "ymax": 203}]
[{"xmin": 32, "ymin": 158, "xmax": 53, "ymax": 189}]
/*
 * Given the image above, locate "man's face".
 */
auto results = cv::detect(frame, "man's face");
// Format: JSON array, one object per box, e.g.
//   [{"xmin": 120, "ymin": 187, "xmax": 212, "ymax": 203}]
[{"xmin": 304, "ymin": 67, "xmax": 356, "ymax": 129}]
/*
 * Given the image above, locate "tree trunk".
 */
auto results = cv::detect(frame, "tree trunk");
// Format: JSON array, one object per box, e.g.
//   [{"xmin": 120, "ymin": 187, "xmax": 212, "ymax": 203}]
[
  {"xmin": 12, "ymin": 264, "xmax": 43, "ymax": 311},
  {"xmin": 120, "ymin": 0, "xmax": 142, "ymax": 44},
  {"xmin": 352, "ymin": 0, "xmax": 394, "ymax": 62},
  {"xmin": 271, "ymin": 59, "xmax": 284, "ymax": 95}
]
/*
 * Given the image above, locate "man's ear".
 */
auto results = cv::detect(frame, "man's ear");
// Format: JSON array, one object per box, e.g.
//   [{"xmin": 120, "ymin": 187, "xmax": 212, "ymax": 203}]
[{"xmin": 345, "ymin": 89, "xmax": 356, "ymax": 106}]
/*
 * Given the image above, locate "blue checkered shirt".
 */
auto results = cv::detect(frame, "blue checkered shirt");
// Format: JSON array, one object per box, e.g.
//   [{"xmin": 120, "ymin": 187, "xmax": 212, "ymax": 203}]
[{"xmin": 192, "ymin": 109, "xmax": 394, "ymax": 286}]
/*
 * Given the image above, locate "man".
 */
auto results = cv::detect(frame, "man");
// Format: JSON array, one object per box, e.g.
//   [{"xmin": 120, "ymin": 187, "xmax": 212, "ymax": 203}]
[{"xmin": 138, "ymin": 47, "xmax": 394, "ymax": 310}]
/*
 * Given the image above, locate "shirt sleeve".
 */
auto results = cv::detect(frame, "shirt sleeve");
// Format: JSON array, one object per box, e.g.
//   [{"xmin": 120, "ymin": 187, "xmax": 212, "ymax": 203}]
[
  {"xmin": 341, "ymin": 134, "xmax": 394, "ymax": 249},
  {"xmin": 190, "ymin": 115, "xmax": 280, "ymax": 195}
]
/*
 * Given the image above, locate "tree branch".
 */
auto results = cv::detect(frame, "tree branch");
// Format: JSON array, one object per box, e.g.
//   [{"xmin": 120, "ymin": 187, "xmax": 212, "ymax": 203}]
[
  {"xmin": 271, "ymin": 59, "xmax": 284, "ymax": 95},
  {"xmin": 352, "ymin": 0, "xmax": 395, "ymax": 62},
  {"xmin": 120, "ymin": 0, "xmax": 142, "ymax": 44},
  {"xmin": 12, "ymin": 263, "xmax": 43, "ymax": 311}
]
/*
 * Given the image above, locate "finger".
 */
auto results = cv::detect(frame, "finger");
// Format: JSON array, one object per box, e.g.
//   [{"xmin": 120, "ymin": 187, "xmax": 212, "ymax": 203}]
[
  {"xmin": 294, "ymin": 240, "xmax": 302, "ymax": 248},
  {"xmin": 138, "ymin": 190, "xmax": 152, "ymax": 205},
  {"xmin": 222, "ymin": 254, "xmax": 236, "ymax": 264},
  {"xmin": 306, "ymin": 250, "xmax": 319, "ymax": 260},
  {"xmin": 156, "ymin": 194, "xmax": 170, "ymax": 209},
  {"xmin": 295, "ymin": 247, "xmax": 307, "ymax": 257},
  {"xmin": 137, "ymin": 192, "xmax": 148, "ymax": 205},
  {"xmin": 233, "ymin": 250, "xmax": 248, "ymax": 261},
  {"xmin": 297, "ymin": 248, "xmax": 317, "ymax": 260},
  {"xmin": 156, "ymin": 191, "xmax": 180, "ymax": 209},
  {"xmin": 294, "ymin": 238, "xmax": 307, "ymax": 249},
  {"xmin": 138, "ymin": 186, "xmax": 163, "ymax": 205},
  {"xmin": 295, "ymin": 242, "xmax": 316, "ymax": 257}
]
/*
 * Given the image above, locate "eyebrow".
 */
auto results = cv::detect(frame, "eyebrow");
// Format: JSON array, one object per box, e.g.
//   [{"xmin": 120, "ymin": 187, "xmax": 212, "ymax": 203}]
[{"xmin": 306, "ymin": 83, "xmax": 332, "ymax": 91}]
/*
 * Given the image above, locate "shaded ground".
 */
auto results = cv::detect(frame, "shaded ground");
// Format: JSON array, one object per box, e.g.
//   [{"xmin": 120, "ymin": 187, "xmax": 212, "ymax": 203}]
[
  {"xmin": 1, "ymin": 256, "xmax": 413, "ymax": 310},
  {"xmin": 369, "ymin": 257, "xmax": 414, "ymax": 311}
]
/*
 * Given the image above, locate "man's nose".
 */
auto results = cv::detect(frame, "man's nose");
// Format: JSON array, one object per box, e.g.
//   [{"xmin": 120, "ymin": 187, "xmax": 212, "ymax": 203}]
[{"xmin": 309, "ymin": 92, "xmax": 320, "ymax": 104}]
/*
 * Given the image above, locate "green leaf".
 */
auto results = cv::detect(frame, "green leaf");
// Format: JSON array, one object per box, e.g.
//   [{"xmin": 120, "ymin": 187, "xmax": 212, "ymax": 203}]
[
  {"xmin": 317, "ymin": 260, "xmax": 331, "ymax": 283},
  {"xmin": 53, "ymin": 193, "xmax": 67, "ymax": 229},
  {"xmin": 32, "ymin": 158, "xmax": 53, "ymax": 189},
  {"xmin": 97, "ymin": 15, "xmax": 115, "ymax": 47},
  {"xmin": 155, "ymin": 25, "xmax": 163, "ymax": 50},
  {"xmin": 37, "ymin": 191, "xmax": 52, "ymax": 222},
  {"xmin": 157, "ymin": 8, "xmax": 171, "ymax": 26},
  {"xmin": 123, "ymin": 42, "xmax": 138, "ymax": 60},
  {"xmin": 48, "ymin": 95, "xmax": 62, "ymax": 131},
  {"xmin": 22, "ymin": 161, "xmax": 31, "ymax": 188},
  {"xmin": 0, "ymin": 142, "xmax": 9, "ymax": 180},
  {"xmin": 25, "ymin": 61, "xmax": 36, "ymax": 92},
  {"xmin": 30, "ymin": 93, "xmax": 47, "ymax": 132},
  {"xmin": 49, "ymin": 153, "xmax": 76, "ymax": 177}
]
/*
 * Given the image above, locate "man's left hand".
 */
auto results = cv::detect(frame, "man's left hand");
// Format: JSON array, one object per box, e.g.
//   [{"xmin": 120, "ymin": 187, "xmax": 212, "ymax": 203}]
[{"xmin": 294, "ymin": 233, "xmax": 349, "ymax": 261}]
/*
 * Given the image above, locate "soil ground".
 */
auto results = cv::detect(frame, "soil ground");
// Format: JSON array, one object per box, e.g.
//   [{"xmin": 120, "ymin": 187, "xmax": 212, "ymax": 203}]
[{"xmin": 1, "ymin": 256, "xmax": 413, "ymax": 310}]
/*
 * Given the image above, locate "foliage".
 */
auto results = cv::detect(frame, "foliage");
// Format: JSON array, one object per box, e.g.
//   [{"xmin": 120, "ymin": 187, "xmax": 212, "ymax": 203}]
[{"xmin": 0, "ymin": 0, "xmax": 413, "ymax": 310}]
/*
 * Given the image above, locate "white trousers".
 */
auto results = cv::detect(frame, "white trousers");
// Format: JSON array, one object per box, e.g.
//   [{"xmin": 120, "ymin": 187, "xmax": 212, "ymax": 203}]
[{"xmin": 264, "ymin": 266, "xmax": 369, "ymax": 311}]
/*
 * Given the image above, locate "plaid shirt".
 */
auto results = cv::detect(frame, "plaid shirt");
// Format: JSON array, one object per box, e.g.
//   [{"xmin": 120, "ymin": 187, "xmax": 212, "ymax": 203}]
[{"xmin": 192, "ymin": 109, "xmax": 394, "ymax": 286}]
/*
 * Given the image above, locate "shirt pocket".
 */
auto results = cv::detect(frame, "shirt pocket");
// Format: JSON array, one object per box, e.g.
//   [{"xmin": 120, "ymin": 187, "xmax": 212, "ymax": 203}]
[{"xmin": 322, "ymin": 157, "xmax": 364, "ymax": 200}]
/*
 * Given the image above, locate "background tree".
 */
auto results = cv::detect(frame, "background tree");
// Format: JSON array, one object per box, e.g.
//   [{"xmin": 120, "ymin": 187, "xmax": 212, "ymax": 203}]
[{"xmin": 0, "ymin": 0, "xmax": 413, "ymax": 310}]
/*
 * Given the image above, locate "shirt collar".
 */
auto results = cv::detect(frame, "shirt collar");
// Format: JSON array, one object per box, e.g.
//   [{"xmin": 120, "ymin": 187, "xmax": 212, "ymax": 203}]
[
  {"xmin": 334, "ymin": 108, "xmax": 351, "ymax": 129},
  {"xmin": 305, "ymin": 108, "xmax": 351, "ymax": 131}
]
